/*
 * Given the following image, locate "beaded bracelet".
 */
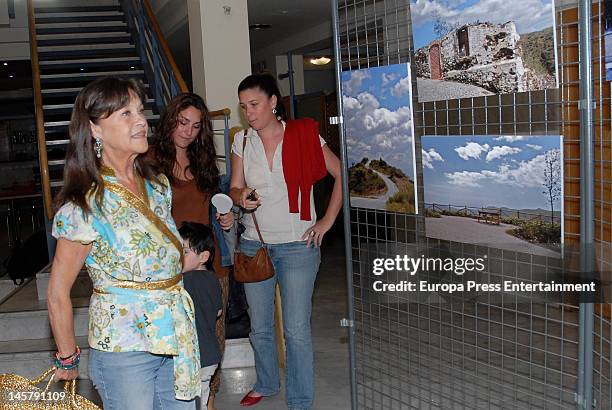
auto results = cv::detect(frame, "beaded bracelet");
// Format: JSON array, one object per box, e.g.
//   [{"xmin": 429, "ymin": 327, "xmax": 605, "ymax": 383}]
[{"xmin": 54, "ymin": 346, "xmax": 80, "ymax": 370}]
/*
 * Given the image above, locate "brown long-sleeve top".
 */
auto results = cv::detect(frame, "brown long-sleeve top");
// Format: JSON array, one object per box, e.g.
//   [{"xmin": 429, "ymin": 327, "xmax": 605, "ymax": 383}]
[{"xmin": 171, "ymin": 178, "xmax": 228, "ymax": 278}]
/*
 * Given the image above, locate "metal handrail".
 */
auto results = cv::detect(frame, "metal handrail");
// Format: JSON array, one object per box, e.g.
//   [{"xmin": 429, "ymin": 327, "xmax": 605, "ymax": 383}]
[
  {"xmin": 26, "ymin": 0, "xmax": 53, "ymax": 220},
  {"xmin": 122, "ymin": 0, "xmax": 188, "ymax": 112}
]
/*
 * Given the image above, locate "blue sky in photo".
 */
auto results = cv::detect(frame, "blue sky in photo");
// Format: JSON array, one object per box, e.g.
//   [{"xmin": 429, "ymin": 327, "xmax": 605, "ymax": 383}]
[
  {"xmin": 422, "ymin": 135, "xmax": 562, "ymax": 210},
  {"xmin": 410, "ymin": 0, "xmax": 554, "ymax": 50},
  {"xmin": 341, "ymin": 63, "xmax": 415, "ymax": 180}
]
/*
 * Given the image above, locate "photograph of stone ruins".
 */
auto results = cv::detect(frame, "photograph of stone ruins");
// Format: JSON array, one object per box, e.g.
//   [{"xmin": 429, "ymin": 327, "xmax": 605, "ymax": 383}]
[{"xmin": 411, "ymin": 0, "xmax": 558, "ymax": 103}]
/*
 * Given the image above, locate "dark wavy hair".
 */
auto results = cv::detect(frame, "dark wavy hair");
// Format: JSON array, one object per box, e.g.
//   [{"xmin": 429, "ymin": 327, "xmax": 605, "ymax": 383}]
[
  {"xmin": 238, "ymin": 73, "xmax": 287, "ymax": 121},
  {"xmin": 150, "ymin": 93, "xmax": 219, "ymax": 194},
  {"xmin": 54, "ymin": 76, "xmax": 157, "ymax": 215}
]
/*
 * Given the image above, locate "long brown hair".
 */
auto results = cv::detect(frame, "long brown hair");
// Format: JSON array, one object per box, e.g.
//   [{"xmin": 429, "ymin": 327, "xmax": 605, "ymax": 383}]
[
  {"xmin": 150, "ymin": 93, "xmax": 219, "ymax": 194},
  {"xmin": 54, "ymin": 76, "xmax": 157, "ymax": 214}
]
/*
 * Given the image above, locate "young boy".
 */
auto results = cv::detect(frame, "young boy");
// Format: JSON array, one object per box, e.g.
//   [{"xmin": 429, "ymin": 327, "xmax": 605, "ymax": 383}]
[{"xmin": 179, "ymin": 222, "xmax": 223, "ymax": 409}]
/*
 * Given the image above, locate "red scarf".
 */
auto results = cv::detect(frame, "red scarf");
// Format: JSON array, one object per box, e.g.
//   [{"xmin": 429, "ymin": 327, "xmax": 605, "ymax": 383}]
[{"xmin": 281, "ymin": 119, "xmax": 327, "ymax": 221}]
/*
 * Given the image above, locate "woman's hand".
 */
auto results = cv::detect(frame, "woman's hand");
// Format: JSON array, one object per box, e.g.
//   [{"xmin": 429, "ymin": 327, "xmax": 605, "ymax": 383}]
[
  {"xmin": 301, "ymin": 218, "xmax": 334, "ymax": 248},
  {"xmin": 216, "ymin": 212, "xmax": 234, "ymax": 230},
  {"xmin": 239, "ymin": 187, "xmax": 261, "ymax": 211},
  {"xmin": 53, "ymin": 368, "xmax": 79, "ymax": 381}
]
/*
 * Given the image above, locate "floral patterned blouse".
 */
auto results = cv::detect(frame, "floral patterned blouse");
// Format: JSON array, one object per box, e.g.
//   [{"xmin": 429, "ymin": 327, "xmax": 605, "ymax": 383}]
[{"xmin": 52, "ymin": 171, "xmax": 200, "ymax": 400}]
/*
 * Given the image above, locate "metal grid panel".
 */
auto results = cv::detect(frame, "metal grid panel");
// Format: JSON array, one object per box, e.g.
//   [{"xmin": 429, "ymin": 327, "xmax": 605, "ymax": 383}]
[
  {"xmin": 337, "ymin": 0, "xmax": 586, "ymax": 408},
  {"xmin": 592, "ymin": 0, "xmax": 612, "ymax": 407}
]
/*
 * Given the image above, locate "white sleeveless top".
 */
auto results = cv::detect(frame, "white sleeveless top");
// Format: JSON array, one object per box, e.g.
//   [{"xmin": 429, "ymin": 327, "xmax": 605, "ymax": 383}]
[{"xmin": 231, "ymin": 126, "xmax": 326, "ymax": 244}]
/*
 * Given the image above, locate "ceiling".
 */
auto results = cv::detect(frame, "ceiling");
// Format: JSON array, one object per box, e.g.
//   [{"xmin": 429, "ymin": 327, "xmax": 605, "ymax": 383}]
[{"xmin": 247, "ymin": 0, "xmax": 332, "ymax": 54}]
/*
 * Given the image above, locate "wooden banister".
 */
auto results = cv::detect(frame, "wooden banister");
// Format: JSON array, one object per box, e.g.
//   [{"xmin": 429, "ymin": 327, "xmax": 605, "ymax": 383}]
[
  {"xmin": 27, "ymin": 0, "xmax": 53, "ymax": 220},
  {"xmin": 209, "ymin": 108, "xmax": 231, "ymax": 118},
  {"xmin": 142, "ymin": 0, "xmax": 188, "ymax": 93}
]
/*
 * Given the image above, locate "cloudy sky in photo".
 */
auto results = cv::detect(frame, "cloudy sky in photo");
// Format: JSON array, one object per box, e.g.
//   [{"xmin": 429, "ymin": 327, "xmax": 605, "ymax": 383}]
[
  {"xmin": 410, "ymin": 0, "xmax": 554, "ymax": 49},
  {"xmin": 422, "ymin": 135, "xmax": 562, "ymax": 210},
  {"xmin": 342, "ymin": 64, "xmax": 416, "ymax": 180}
]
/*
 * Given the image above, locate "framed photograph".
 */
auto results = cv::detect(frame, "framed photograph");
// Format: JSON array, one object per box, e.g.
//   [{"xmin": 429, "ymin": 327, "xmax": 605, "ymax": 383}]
[
  {"xmin": 342, "ymin": 63, "xmax": 418, "ymax": 213},
  {"xmin": 410, "ymin": 0, "xmax": 559, "ymax": 102},
  {"xmin": 422, "ymin": 135, "xmax": 563, "ymax": 255}
]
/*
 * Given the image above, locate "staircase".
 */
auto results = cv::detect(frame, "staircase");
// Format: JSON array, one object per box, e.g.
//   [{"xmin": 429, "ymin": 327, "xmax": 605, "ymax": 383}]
[
  {"xmin": 32, "ymin": 0, "xmax": 159, "ymax": 197},
  {"xmin": 0, "ymin": 0, "xmax": 243, "ymax": 396}
]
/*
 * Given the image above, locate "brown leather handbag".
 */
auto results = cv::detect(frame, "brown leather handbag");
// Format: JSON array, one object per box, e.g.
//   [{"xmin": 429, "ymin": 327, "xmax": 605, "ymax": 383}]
[
  {"xmin": 233, "ymin": 133, "xmax": 275, "ymax": 283},
  {"xmin": 234, "ymin": 211, "xmax": 275, "ymax": 283}
]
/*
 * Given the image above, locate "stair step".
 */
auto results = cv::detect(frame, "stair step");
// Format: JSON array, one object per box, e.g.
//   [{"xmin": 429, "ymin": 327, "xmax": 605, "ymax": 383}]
[
  {"xmin": 0, "ymin": 337, "xmax": 90, "ymax": 380},
  {"xmin": 36, "ymin": 11, "xmax": 123, "ymax": 18},
  {"xmin": 45, "ymin": 113, "xmax": 159, "ymax": 129},
  {"xmin": 33, "ymin": 0, "xmax": 119, "ymax": 8},
  {"xmin": 39, "ymin": 56, "xmax": 140, "ymax": 69},
  {"xmin": 38, "ymin": 43, "xmax": 134, "ymax": 53},
  {"xmin": 41, "ymin": 70, "xmax": 145, "ymax": 82},
  {"xmin": 35, "ymin": 12, "xmax": 125, "ymax": 24},
  {"xmin": 41, "ymin": 83, "xmax": 149, "ymax": 97},
  {"xmin": 0, "ymin": 316, "xmax": 90, "ymax": 344},
  {"xmin": 36, "ymin": 21, "xmax": 127, "ymax": 34},
  {"xmin": 34, "ymin": 5, "xmax": 121, "ymax": 14},
  {"xmin": 37, "ymin": 31, "xmax": 130, "ymax": 46},
  {"xmin": 43, "ymin": 98, "xmax": 155, "ymax": 112},
  {"xmin": 38, "ymin": 32, "xmax": 128, "ymax": 41}
]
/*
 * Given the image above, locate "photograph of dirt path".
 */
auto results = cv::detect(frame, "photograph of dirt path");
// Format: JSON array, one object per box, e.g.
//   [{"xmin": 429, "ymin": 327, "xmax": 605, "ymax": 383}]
[
  {"xmin": 410, "ymin": 0, "xmax": 558, "ymax": 102},
  {"xmin": 422, "ymin": 135, "xmax": 562, "ymax": 257},
  {"xmin": 343, "ymin": 63, "xmax": 418, "ymax": 213}
]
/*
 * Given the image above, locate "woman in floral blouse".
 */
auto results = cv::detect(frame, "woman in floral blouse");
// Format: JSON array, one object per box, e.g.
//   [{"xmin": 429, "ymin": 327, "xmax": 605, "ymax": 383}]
[{"xmin": 48, "ymin": 76, "xmax": 199, "ymax": 409}]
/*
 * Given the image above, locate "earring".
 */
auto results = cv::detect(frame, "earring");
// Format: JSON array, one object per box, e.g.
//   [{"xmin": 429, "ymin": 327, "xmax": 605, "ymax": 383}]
[
  {"xmin": 94, "ymin": 136, "xmax": 102, "ymax": 159},
  {"xmin": 273, "ymin": 107, "xmax": 282, "ymax": 121},
  {"xmin": 272, "ymin": 108, "xmax": 277, "ymax": 115}
]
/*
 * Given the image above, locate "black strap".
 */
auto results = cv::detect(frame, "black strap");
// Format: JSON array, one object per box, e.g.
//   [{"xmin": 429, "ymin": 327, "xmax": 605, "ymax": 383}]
[{"xmin": 242, "ymin": 131, "xmax": 266, "ymax": 245}]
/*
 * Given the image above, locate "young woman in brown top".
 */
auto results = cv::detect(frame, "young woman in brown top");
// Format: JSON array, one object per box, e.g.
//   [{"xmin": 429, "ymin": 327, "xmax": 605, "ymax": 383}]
[{"xmin": 150, "ymin": 93, "xmax": 234, "ymax": 410}]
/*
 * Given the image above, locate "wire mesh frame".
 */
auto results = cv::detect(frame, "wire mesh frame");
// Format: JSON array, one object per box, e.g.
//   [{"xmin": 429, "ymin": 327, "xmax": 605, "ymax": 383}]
[
  {"xmin": 334, "ymin": 0, "xmax": 593, "ymax": 408},
  {"xmin": 590, "ymin": 1, "xmax": 612, "ymax": 408}
]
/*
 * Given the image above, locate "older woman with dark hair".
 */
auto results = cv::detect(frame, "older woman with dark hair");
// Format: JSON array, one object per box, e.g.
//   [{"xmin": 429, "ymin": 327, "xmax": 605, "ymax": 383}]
[
  {"xmin": 48, "ymin": 77, "xmax": 199, "ymax": 410},
  {"xmin": 149, "ymin": 93, "xmax": 234, "ymax": 410}
]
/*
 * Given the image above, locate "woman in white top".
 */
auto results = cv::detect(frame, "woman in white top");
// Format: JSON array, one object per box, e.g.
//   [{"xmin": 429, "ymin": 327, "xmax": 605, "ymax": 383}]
[{"xmin": 229, "ymin": 74, "xmax": 342, "ymax": 410}]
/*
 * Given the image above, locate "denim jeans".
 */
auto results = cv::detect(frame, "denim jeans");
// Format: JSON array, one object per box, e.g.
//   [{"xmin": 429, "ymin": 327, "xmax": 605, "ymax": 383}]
[
  {"xmin": 89, "ymin": 349, "xmax": 195, "ymax": 410},
  {"xmin": 197, "ymin": 364, "xmax": 218, "ymax": 410},
  {"xmin": 241, "ymin": 238, "xmax": 321, "ymax": 410}
]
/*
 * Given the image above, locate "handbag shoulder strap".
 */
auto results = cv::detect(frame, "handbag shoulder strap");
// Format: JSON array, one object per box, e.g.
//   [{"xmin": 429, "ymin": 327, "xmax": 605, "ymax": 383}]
[{"xmin": 241, "ymin": 131, "xmax": 267, "ymax": 246}]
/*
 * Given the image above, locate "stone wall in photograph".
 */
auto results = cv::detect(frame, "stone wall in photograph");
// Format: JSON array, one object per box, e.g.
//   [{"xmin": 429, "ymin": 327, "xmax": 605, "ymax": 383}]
[{"xmin": 414, "ymin": 22, "xmax": 532, "ymax": 93}]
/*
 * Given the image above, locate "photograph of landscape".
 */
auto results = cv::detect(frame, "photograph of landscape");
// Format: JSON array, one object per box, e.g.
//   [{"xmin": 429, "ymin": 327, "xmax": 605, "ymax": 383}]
[
  {"xmin": 422, "ymin": 135, "xmax": 563, "ymax": 256},
  {"xmin": 342, "ymin": 63, "xmax": 418, "ymax": 213},
  {"xmin": 410, "ymin": 0, "xmax": 559, "ymax": 102},
  {"xmin": 606, "ymin": 0, "xmax": 612, "ymax": 81}
]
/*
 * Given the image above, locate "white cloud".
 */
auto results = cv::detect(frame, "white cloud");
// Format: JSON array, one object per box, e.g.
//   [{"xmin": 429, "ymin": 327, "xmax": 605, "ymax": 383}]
[
  {"xmin": 494, "ymin": 135, "xmax": 532, "ymax": 142},
  {"xmin": 343, "ymin": 70, "xmax": 370, "ymax": 95},
  {"xmin": 445, "ymin": 149, "xmax": 560, "ymax": 189},
  {"xmin": 526, "ymin": 144, "xmax": 543, "ymax": 150},
  {"xmin": 391, "ymin": 76, "xmax": 412, "ymax": 97},
  {"xmin": 410, "ymin": 0, "xmax": 553, "ymax": 35},
  {"xmin": 382, "ymin": 73, "xmax": 398, "ymax": 86},
  {"xmin": 343, "ymin": 77, "xmax": 415, "ymax": 176},
  {"xmin": 485, "ymin": 145, "xmax": 522, "ymax": 162},
  {"xmin": 454, "ymin": 142, "xmax": 490, "ymax": 160},
  {"xmin": 422, "ymin": 148, "xmax": 444, "ymax": 169},
  {"xmin": 445, "ymin": 171, "xmax": 487, "ymax": 187}
]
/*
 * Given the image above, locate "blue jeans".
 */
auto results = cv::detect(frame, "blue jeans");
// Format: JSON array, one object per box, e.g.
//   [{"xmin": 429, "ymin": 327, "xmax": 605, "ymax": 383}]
[
  {"xmin": 241, "ymin": 238, "xmax": 321, "ymax": 410},
  {"xmin": 89, "ymin": 349, "xmax": 195, "ymax": 410}
]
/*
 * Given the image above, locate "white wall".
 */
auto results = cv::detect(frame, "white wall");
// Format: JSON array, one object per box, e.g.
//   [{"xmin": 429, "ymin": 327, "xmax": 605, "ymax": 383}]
[
  {"xmin": 0, "ymin": 0, "xmax": 29, "ymax": 60},
  {"xmin": 188, "ymin": 0, "xmax": 251, "ymax": 127}
]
